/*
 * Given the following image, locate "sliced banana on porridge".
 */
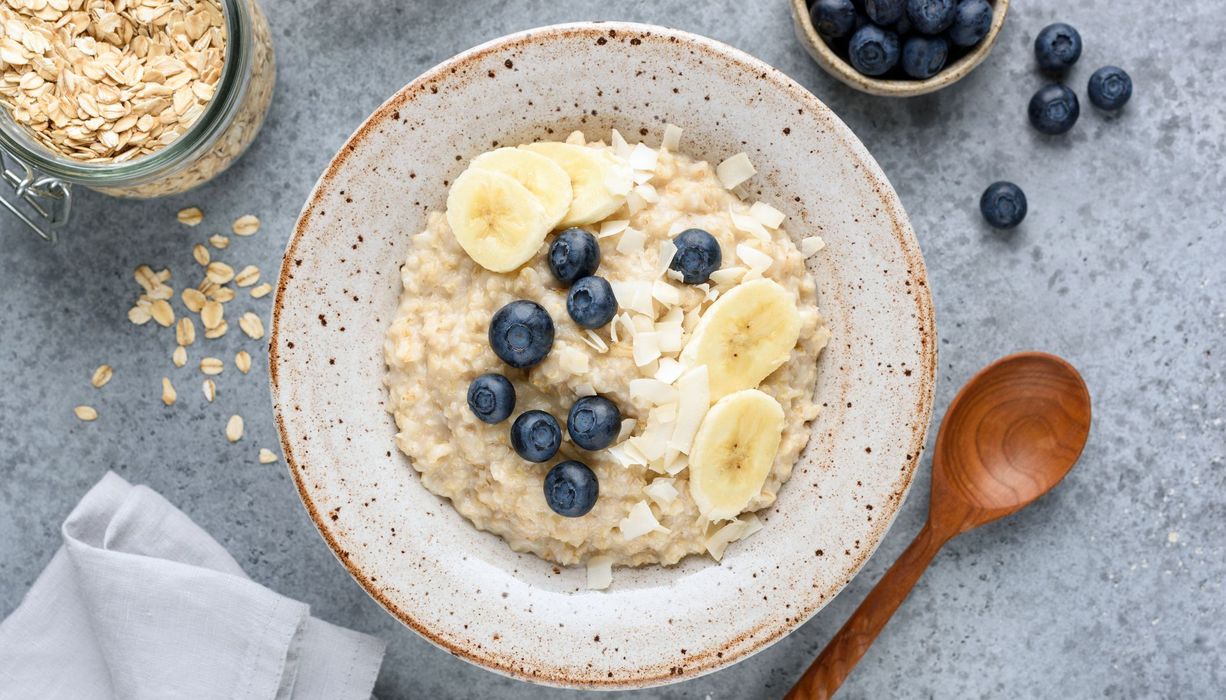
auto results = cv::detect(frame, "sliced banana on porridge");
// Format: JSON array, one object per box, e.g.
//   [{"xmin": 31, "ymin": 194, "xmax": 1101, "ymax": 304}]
[
  {"xmin": 470, "ymin": 147, "xmax": 574, "ymax": 230},
  {"xmin": 680, "ymin": 278, "xmax": 802, "ymax": 401},
  {"xmin": 688, "ymin": 389, "xmax": 786, "ymax": 521},
  {"xmin": 445, "ymin": 168, "xmax": 553, "ymax": 272},
  {"xmin": 520, "ymin": 141, "xmax": 633, "ymax": 227}
]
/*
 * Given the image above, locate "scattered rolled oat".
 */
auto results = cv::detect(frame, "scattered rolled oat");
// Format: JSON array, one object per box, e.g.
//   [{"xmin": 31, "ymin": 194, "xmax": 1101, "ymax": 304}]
[
  {"xmin": 128, "ymin": 305, "xmax": 153, "ymax": 325},
  {"xmin": 208, "ymin": 234, "xmax": 229, "ymax": 249},
  {"xmin": 258, "ymin": 448, "xmax": 278, "ymax": 464},
  {"xmin": 231, "ymin": 215, "xmax": 260, "ymax": 236},
  {"xmin": 204, "ymin": 320, "xmax": 228, "ymax": 338},
  {"xmin": 200, "ymin": 300, "xmax": 223, "ymax": 329},
  {"xmin": 134, "ymin": 265, "xmax": 159, "ymax": 292},
  {"xmin": 182, "ymin": 288, "xmax": 206, "ymax": 313},
  {"xmin": 192, "ymin": 244, "xmax": 210, "ymax": 266},
  {"xmin": 150, "ymin": 299, "xmax": 175, "ymax": 327},
  {"xmin": 172, "ymin": 345, "xmax": 187, "ymax": 367},
  {"xmin": 202, "ymin": 378, "xmax": 216, "ymax": 402},
  {"xmin": 250, "ymin": 283, "xmax": 272, "ymax": 299},
  {"xmin": 200, "ymin": 357, "xmax": 223, "ymax": 375},
  {"xmin": 238, "ymin": 312, "xmax": 264, "ymax": 340},
  {"xmin": 234, "ymin": 265, "xmax": 259, "ymax": 287},
  {"xmin": 225, "ymin": 414, "xmax": 244, "ymax": 442},
  {"xmin": 178, "ymin": 207, "xmax": 205, "ymax": 226},
  {"xmin": 90, "ymin": 364, "xmax": 113, "ymax": 389},
  {"xmin": 161, "ymin": 377, "xmax": 177, "ymax": 406},
  {"xmin": 209, "ymin": 286, "xmax": 235, "ymax": 303},
  {"xmin": 176, "ymin": 317, "xmax": 196, "ymax": 346},
  {"xmin": 235, "ymin": 350, "xmax": 251, "ymax": 374},
  {"xmin": 74, "ymin": 405, "xmax": 98, "ymax": 421},
  {"xmin": 206, "ymin": 261, "xmax": 234, "ymax": 284}
]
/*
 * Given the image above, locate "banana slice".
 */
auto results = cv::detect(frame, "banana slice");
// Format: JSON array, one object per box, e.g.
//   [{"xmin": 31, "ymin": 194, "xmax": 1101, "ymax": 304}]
[
  {"xmin": 521, "ymin": 141, "xmax": 632, "ymax": 227},
  {"xmin": 680, "ymin": 278, "xmax": 802, "ymax": 401},
  {"xmin": 688, "ymin": 389, "xmax": 785, "ymax": 521},
  {"xmin": 445, "ymin": 168, "xmax": 552, "ymax": 272},
  {"xmin": 471, "ymin": 147, "xmax": 574, "ymax": 229}
]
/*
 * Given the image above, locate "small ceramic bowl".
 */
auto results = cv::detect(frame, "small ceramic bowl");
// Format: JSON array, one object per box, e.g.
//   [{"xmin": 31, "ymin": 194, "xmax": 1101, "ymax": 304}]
[
  {"xmin": 791, "ymin": 0, "xmax": 1009, "ymax": 97},
  {"xmin": 272, "ymin": 22, "xmax": 936, "ymax": 689}
]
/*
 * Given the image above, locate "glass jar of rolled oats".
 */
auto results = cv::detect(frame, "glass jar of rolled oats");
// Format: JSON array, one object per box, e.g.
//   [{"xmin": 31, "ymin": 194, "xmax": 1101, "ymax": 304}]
[{"xmin": 0, "ymin": 0, "xmax": 275, "ymax": 241}]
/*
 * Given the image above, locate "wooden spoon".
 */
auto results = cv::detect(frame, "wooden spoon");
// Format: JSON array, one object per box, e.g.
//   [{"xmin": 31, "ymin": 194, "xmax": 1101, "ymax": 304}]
[{"xmin": 786, "ymin": 351, "xmax": 1092, "ymax": 699}]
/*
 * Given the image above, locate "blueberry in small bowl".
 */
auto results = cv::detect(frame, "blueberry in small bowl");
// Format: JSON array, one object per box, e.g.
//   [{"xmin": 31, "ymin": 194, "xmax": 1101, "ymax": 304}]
[
  {"xmin": 905, "ymin": 0, "xmax": 957, "ymax": 35},
  {"xmin": 669, "ymin": 228, "xmax": 722, "ymax": 284},
  {"xmin": 1034, "ymin": 22, "xmax": 1081, "ymax": 73},
  {"xmin": 901, "ymin": 35, "xmax": 948, "ymax": 79},
  {"xmin": 948, "ymin": 0, "xmax": 993, "ymax": 47},
  {"xmin": 848, "ymin": 24, "xmax": 901, "ymax": 77},
  {"xmin": 467, "ymin": 373, "xmax": 515, "ymax": 424},
  {"xmin": 979, "ymin": 181, "xmax": 1027, "ymax": 229},
  {"xmin": 548, "ymin": 227, "xmax": 601, "ymax": 286},
  {"xmin": 567, "ymin": 395, "xmax": 621, "ymax": 451},
  {"xmin": 809, "ymin": 0, "xmax": 859, "ymax": 38},
  {"xmin": 865, "ymin": 0, "xmax": 905, "ymax": 26},
  {"xmin": 510, "ymin": 410, "xmax": 562, "ymax": 463},
  {"xmin": 489, "ymin": 300, "xmax": 554, "ymax": 368},
  {"xmin": 567, "ymin": 276, "xmax": 618, "ymax": 329},
  {"xmin": 543, "ymin": 460, "xmax": 599, "ymax": 517},
  {"xmin": 1088, "ymin": 66, "xmax": 1132, "ymax": 111},
  {"xmin": 1028, "ymin": 84, "xmax": 1080, "ymax": 135}
]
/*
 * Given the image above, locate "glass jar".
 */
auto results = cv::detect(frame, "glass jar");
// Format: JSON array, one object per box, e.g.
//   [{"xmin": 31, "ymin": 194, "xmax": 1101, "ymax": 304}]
[{"xmin": 0, "ymin": 0, "xmax": 275, "ymax": 241}]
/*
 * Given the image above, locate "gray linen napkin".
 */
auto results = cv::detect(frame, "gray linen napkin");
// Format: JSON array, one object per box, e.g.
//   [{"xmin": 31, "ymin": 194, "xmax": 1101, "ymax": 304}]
[{"xmin": 0, "ymin": 472, "xmax": 386, "ymax": 700}]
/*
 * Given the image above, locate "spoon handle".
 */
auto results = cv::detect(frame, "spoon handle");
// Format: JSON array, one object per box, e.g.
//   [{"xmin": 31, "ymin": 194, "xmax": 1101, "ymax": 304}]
[{"xmin": 785, "ymin": 522, "xmax": 951, "ymax": 700}]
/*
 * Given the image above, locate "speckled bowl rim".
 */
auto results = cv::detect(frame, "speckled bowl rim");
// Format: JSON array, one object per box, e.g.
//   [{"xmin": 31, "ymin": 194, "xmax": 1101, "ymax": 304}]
[
  {"xmin": 271, "ymin": 22, "xmax": 937, "ymax": 688},
  {"xmin": 790, "ymin": 0, "xmax": 1009, "ymax": 97}
]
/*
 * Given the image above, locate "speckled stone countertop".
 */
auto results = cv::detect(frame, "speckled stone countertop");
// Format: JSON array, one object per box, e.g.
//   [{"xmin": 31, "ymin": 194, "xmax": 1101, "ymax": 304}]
[{"xmin": 1, "ymin": 1, "xmax": 1222, "ymax": 697}]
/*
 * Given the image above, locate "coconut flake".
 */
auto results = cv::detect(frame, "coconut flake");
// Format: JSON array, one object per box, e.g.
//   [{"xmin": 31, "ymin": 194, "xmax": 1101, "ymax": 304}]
[
  {"xmin": 626, "ymin": 190, "xmax": 646, "ymax": 216},
  {"xmin": 611, "ymin": 281, "xmax": 654, "ymax": 316},
  {"xmin": 581, "ymin": 329, "xmax": 609, "ymax": 353},
  {"xmin": 599, "ymin": 219, "xmax": 630, "ymax": 238},
  {"xmin": 750, "ymin": 201, "xmax": 786, "ymax": 229},
  {"xmin": 654, "ymin": 358, "xmax": 685, "ymax": 384},
  {"xmin": 620, "ymin": 500, "xmax": 668, "ymax": 540},
  {"xmin": 616, "ymin": 227, "xmax": 647, "ymax": 255},
  {"xmin": 662, "ymin": 123, "xmax": 683, "ymax": 151},
  {"xmin": 664, "ymin": 451, "xmax": 689, "ymax": 476},
  {"xmin": 730, "ymin": 207, "xmax": 770, "ymax": 241},
  {"xmin": 565, "ymin": 130, "xmax": 586, "ymax": 145},
  {"xmin": 630, "ymin": 420, "xmax": 672, "ymax": 461},
  {"xmin": 644, "ymin": 478, "xmax": 679, "ymax": 506},
  {"xmin": 633, "ymin": 332, "xmax": 661, "ymax": 367},
  {"xmin": 587, "ymin": 555, "xmax": 614, "ymax": 590},
  {"xmin": 655, "ymin": 240, "xmax": 679, "ymax": 278},
  {"xmin": 738, "ymin": 513, "xmax": 764, "ymax": 540},
  {"xmin": 629, "ymin": 142, "xmax": 659, "ymax": 172},
  {"xmin": 632, "ymin": 170, "xmax": 655, "ymax": 186},
  {"xmin": 736, "ymin": 243, "xmax": 774, "ymax": 280},
  {"xmin": 717, "ymin": 152, "xmax": 756, "ymax": 190},
  {"xmin": 656, "ymin": 320, "xmax": 683, "ymax": 354},
  {"xmin": 611, "ymin": 128, "xmax": 631, "ymax": 158},
  {"xmin": 800, "ymin": 236, "xmax": 826, "ymax": 256},
  {"xmin": 706, "ymin": 520, "xmax": 749, "ymax": 561},
  {"xmin": 604, "ymin": 156, "xmax": 634, "ymax": 196},
  {"xmin": 629, "ymin": 378, "xmax": 678, "ymax": 406},
  {"xmin": 652, "ymin": 402, "xmax": 678, "ymax": 424},
  {"xmin": 709, "ymin": 266, "xmax": 747, "ymax": 287},
  {"xmin": 632, "ymin": 314, "xmax": 655, "ymax": 333},
  {"xmin": 671, "ymin": 366, "xmax": 710, "ymax": 454},
  {"xmin": 665, "ymin": 268, "xmax": 685, "ymax": 283},
  {"xmin": 634, "ymin": 183, "xmax": 660, "ymax": 203},
  {"xmin": 573, "ymin": 381, "xmax": 596, "ymax": 397},
  {"xmin": 651, "ymin": 280, "xmax": 680, "ymax": 306},
  {"xmin": 617, "ymin": 418, "xmax": 637, "ymax": 442}
]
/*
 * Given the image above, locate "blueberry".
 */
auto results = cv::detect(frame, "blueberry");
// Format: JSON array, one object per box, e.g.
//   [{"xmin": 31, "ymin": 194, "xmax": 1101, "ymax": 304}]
[
  {"xmin": 979, "ymin": 182, "xmax": 1027, "ymax": 229},
  {"xmin": 566, "ymin": 276, "xmax": 617, "ymax": 329},
  {"xmin": 1034, "ymin": 23, "xmax": 1081, "ymax": 73},
  {"xmin": 947, "ymin": 0, "xmax": 992, "ymax": 47},
  {"xmin": 848, "ymin": 24, "xmax": 901, "ymax": 76},
  {"xmin": 1028, "ymin": 84, "xmax": 1080, "ymax": 135},
  {"xmin": 467, "ymin": 373, "xmax": 515, "ymax": 424},
  {"xmin": 894, "ymin": 12, "xmax": 912, "ymax": 35},
  {"xmin": 567, "ymin": 395, "xmax": 621, "ymax": 451},
  {"xmin": 543, "ymin": 460, "xmax": 599, "ymax": 517},
  {"xmin": 865, "ymin": 0, "xmax": 905, "ymax": 25},
  {"xmin": 669, "ymin": 229, "xmax": 722, "ymax": 284},
  {"xmin": 1088, "ymin": 66, "xmax": 1132, "ymax": 111},
  {"xmin": 905, "ymin": 0, "xmax": 956, "ymax": 35},
  {"xmin": 510, "ymin": 410, "xmax": 562, "ymax": 463},
  {"xmin": 489, "ymin": 300, "xmax": 554, "ymax": 368},
  {"xmin": 548, "ymin": 228, "xmax": 600, "ymax": 286},
  {"xmin": 901, "ymin": 35, "xmax": 948, "ymax": 79},
  {"xmin": 809, "ymin": 0, "xmax": 858, "ymax": 38}
]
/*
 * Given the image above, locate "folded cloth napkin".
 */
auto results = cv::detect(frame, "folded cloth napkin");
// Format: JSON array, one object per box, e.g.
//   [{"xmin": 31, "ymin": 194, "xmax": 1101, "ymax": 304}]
[{"xmin": 0, "ymin": 472, "xmax": 386, "ymax": 700}]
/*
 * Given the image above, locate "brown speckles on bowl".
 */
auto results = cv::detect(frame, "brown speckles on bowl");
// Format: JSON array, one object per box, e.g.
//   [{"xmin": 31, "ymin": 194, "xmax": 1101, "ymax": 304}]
[{"xmin": 270, "ymin": 22, "xmax": 935, "ymax": 689}]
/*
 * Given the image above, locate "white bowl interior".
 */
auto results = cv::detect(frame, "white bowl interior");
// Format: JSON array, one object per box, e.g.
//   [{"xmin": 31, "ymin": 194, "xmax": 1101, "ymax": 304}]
[{"xmin": 271, "ymin": 22, "xmax": 935, "ymax": 688}]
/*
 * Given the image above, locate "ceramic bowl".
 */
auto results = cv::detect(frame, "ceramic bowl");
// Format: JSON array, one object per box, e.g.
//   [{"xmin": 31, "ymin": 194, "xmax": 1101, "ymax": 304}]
[
  {"xmin": 271, "ymin": 22, "xmax": 935, "ymax": 689},
  {"xmin": 791, "ymin": 0, "xmax": 1009, "ymax": 97}
]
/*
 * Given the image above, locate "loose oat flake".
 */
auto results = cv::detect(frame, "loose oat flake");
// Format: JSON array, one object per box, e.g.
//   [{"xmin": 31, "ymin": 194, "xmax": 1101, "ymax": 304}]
[
  {"xmin": 238, "ymin": 312, "xmax": 264, "ymax": 340},
  {"xmin": 161, "ymin": 377, "xmax": 176, "ymax": 406},
  {"xmin": 206, "ymin": 261, "xmax": 234, "ymax": 285},
  {"xmin": 209, "ymin": 286, "xmax": 235, "ymax": 303},
  {"xmin": 250, "ymin": 283, "xmax": 272, "ymax": 299},
  {"xmin": 177, "ymin": 208, "xmax": 205, "ymax": 226},
  {"xmin": 150, "ymin": 299, "xmax": 175, "ymax": 327},
  {"xmin": 257, "ymin": 448, "xmax": 278, "ymax": 464},
  {"xmin": 172, "ymin": 345, "xmax": 187, "ymax": 367},
  {"xmin": 74, "ymin": 405, "xmax": 98, "ymax": 421},
  {"xmin": 234, "ymin": 265, "xmax": 259, "ymax": 287},
  {"xmin": 90, "ymin": 364, "xmax": 113, "ymax": 388},
  {"xmin": 208, "ymin": 234, "xmax": 229, "ymax": 249},
  {"xmin": 225, "ymin": 414, "xmax": 243, "ymax": 442},
  {"xmin": 231, "ymin": 215, "xmax": 259, "ymax": 236},
  {"xmin": 128, "ymin": 305, "xmax": 153, "ymax": 325},
  {"xmin": 176, "ymin": 317, "xmax": 196, "ymax": 346},
  {"xmin": 182, "ymin": 288, "xmax": 206, "ymax": 313},
  {"xmin": 200, "ymin": 357, "xmax": 223, "ymax": 375},
  {"xmin": 192, "ymin": 244, "xmax": 210, "ymax": 266},
  {"xmin": 200, "ymin": 300, "xmax": 223, "ymax": 329},
  {"xmin": 203, "ymin": 320, "xmax": 228, "ymax": 338},
  {"xmin": 234, "ymin": 350, "xmax": 251, "ymax": 374},
  {"xmin": 202, "ymin": 378, "xmax": 216, "ymax": 402}
]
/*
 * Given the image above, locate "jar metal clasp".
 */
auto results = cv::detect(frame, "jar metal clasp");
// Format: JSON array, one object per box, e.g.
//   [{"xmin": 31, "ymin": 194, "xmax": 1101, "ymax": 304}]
[{"xmin": 0, "ymin": 148, "xmax": 72, "ymax": 243}]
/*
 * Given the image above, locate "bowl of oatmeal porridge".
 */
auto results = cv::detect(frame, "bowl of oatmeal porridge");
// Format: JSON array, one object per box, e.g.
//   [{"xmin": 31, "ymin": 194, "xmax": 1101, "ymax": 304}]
[{"xmin": 271, "ymin": 22, "xmax": 935, "ymax": 688}]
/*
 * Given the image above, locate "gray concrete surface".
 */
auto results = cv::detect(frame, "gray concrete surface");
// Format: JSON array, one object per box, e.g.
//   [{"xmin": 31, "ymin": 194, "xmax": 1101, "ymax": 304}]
[{"xmin": 2, "ymin": 1, "xmax": 1223, "ymax": 697}]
